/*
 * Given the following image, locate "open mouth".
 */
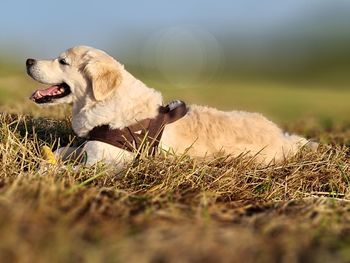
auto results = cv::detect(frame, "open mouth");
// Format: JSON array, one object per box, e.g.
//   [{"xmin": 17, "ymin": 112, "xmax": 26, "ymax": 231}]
[{"xmin": 30, "ymin": 83, "xmax": 71, "ymax": 104}]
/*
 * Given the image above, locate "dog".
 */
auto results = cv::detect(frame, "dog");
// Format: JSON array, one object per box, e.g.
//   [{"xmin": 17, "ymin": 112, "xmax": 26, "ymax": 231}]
[{"xmin": 26, "ymin": 45, "xmax": 315, "ymax": 167}]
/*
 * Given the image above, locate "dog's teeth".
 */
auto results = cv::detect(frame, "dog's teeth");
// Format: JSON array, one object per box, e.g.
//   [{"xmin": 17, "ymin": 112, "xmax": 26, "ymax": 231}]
[{"xmin": 60, "ymin": 88, "xmax": 64, "ymax": 92}]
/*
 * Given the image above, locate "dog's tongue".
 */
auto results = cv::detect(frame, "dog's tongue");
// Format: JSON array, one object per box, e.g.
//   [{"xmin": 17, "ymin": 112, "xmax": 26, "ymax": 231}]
[
  {"xmin": 30, "ymin": 85, "xmax": 60, "ymax": 100},
  {"xmin": 38, "ymin": 85, "xmax": 60, "ymax": 96}
]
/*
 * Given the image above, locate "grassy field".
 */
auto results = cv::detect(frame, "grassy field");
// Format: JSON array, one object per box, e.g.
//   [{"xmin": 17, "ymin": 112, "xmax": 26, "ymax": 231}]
[
  {"xmin": 0, "ymin": 68, "xmax": 349, "ymax": 262},
  {"xmin": 1, "ymin": 64, "xmax": 350, "ymax": 123},
  {"xmin": 0, "ymin": 113, "xmax": 349, "ymax": 262}
]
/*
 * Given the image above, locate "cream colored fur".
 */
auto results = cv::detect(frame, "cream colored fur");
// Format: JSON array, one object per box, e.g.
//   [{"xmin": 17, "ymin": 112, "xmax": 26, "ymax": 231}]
[{"xmin": 27, "ymin": 45, "xmax": 313, "ymax": 166}]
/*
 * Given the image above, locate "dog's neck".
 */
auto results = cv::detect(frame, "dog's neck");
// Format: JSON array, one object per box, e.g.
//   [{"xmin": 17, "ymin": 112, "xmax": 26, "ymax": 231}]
[{"xmin": 71, "ymin": 70, "xmax": 163, "ymax": 137}]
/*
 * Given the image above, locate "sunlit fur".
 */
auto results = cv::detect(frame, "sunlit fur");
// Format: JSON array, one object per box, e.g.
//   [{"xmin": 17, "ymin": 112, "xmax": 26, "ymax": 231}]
[{"xmin": 28, "ymin": 46, "xmax": 313, "ymax": 166}]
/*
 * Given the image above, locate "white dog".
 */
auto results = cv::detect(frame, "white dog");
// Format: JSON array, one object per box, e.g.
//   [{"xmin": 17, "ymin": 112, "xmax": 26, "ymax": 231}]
[{"xmin": 26, "ymin": 46, "xmax": 314, "ymax": 167}]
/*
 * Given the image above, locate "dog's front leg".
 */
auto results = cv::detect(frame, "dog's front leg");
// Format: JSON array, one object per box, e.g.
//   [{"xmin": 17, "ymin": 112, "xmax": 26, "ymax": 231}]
[
  {"xmin": 80, "ymin": 141, "xmax": 135, "ymax": 168},
  {"xmin": 52, "ymin": 142, "xmax": 134, "ymax": 170}
]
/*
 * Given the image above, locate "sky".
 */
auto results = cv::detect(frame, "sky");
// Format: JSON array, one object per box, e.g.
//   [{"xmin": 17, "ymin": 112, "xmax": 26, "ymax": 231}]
[{"xmin": 1, "ymin": 0, "xmax": 350, "ymax": 62}]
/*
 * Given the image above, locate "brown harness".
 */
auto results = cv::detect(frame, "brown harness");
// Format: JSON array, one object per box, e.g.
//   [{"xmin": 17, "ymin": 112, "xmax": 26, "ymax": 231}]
[{"xmin": 88, "ymin": 100, "xmax": 188, "ymax": 155}]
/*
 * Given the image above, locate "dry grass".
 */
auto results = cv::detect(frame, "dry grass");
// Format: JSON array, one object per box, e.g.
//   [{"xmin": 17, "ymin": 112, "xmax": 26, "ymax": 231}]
[{"xmin": 0, "ymin": 113, "xmax": 349, "ymax": 262}]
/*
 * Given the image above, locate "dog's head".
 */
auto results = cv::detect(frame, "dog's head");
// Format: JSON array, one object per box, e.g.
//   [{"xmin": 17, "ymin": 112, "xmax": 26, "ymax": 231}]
[{"xmin": 26, "ymin": 46, "xmax": 122, "ymax": 105}]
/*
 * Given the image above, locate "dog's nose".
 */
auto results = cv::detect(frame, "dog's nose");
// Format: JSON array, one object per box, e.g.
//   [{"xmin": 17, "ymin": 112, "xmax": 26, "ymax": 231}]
[{"xmin": 26, "ymin": 58, "xmax": 36, "ymax": 67}]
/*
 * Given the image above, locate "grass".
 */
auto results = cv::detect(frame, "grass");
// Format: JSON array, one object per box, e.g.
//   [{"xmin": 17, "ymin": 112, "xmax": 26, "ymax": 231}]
[
  {"xmin": 0, "ymin": 69, "xmax": 349, "ymax": 262},
  {"xmin": 0, "ymin": 112, "xmax": 349, "ymax": 262}
]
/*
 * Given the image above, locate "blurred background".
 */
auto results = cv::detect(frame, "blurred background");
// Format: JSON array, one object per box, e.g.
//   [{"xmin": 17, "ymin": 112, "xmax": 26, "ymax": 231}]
[{"xmin": 0, "ymin": 0, "xmax": 349, "ymax": 125}]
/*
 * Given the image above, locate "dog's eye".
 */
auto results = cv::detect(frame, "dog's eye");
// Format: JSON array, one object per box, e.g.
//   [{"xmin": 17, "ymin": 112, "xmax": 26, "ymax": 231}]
[{"xmin": 59, "ymin": 58, "xmax": 69, "ymax": 65}]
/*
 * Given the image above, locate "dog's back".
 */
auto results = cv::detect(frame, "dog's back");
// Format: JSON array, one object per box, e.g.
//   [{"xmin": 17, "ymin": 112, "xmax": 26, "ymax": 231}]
[{"xmin": 161, "ymin": 105, "xmax": 309, "ymax": 163}]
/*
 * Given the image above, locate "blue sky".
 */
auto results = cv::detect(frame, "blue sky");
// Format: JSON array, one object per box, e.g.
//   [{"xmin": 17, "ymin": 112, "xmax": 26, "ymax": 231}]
[{"xmin": 1, "ymin": 0, "xmax": 350, "ymax": 60}]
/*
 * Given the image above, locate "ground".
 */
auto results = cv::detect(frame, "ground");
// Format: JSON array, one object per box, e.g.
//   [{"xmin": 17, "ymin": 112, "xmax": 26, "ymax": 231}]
[{"xmin": 0, "ymin": 112, "xmax": 349, "ymax": 263}]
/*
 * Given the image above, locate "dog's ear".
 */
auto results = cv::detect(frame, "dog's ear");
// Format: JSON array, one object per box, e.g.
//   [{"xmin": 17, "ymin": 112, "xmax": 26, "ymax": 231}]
[{"xmin": 84, "ymin": 61, "xmax": 122, "ymax": 101}]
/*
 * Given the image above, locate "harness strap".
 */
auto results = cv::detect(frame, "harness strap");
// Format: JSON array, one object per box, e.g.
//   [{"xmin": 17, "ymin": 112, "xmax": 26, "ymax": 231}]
[{"xmin": 88, "ymin": 100, "xmax": 188, "ymax": 155}]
